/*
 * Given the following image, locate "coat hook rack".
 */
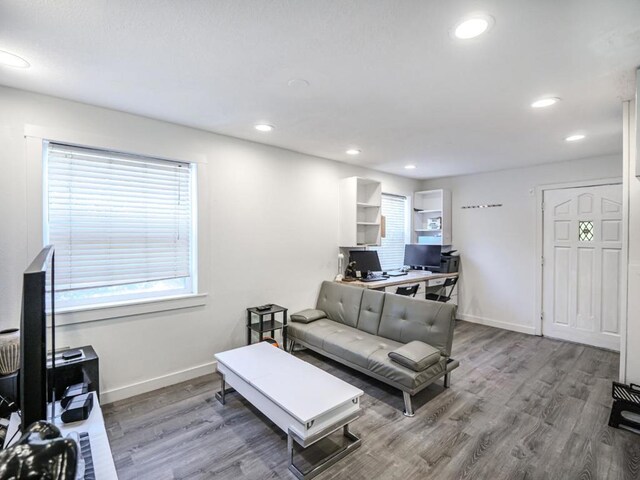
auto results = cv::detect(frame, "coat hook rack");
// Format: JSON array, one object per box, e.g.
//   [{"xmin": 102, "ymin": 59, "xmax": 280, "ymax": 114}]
[{"xmin": 461, "ymin": 204, "xmax": 503, "ymax": 209}]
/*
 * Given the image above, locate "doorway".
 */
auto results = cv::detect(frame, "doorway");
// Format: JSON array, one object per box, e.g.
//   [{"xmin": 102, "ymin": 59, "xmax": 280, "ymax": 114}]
[{"xmin": 541, "ymin": 182, "xmax": 622, "ymax": 350}]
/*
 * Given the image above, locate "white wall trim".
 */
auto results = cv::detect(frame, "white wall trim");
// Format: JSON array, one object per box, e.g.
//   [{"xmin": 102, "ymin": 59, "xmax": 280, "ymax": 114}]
[
  {"xmin": 457, "ymin": 312, "xmax": 536, "ymax": 335},
  {"xmin": 534, "ymin": 177, "xmax": 623, "ymax": 341},
  {"xmin": 621, "ymin": 100, "xmax": 631, "ymax": 383},
  {"xmin": 55, "ymin": 293, "xmax": 208, "ymax": 326},
  {"xmin": 24, "ymin": 123, "xmax": 207, "ymax": 164},
  {"xmin": 101, "ymin": 360, "xmax": 217, "ymax": 405}
]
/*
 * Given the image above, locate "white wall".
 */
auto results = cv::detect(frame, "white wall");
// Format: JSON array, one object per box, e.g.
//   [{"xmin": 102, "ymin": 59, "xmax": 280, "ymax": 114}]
[
  {"xmin": 624, "ymin": 91, "xmax": 639, "ymax": 383},
  {"xmin": 422, "ymin": 155, "xmax": 622, "ymax": 334},
  {"xmin": 0, "ymin": 86, "xmax": 421, "ymax": 403}
]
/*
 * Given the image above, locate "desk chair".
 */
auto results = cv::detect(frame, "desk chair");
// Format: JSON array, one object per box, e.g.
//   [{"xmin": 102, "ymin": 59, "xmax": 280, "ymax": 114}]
[
  {"xmin": 425, "ymin": 277, "xmax": 458, "ymax": 303},
  {"xmin": 395, "ymin": 284, "xmax": 419, "ymax": 297}
]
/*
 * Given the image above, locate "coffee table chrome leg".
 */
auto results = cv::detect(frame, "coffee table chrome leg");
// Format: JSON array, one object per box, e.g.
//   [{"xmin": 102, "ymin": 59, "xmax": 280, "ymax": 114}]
[
  {"xmin": 287, "ymin": 424, "xmax": 361, "ymax": 480},
  {"xmin": 215, "ymin": 374, "xmax": 236, "ymax": 405}
]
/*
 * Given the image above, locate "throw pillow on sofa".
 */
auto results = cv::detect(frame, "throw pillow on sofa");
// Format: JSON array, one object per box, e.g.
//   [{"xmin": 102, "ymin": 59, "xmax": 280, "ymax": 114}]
[
  {"xmin": 388, "ymin": 340, "xmax": 441, "ymax": 372},
  {"xmin": 290, "ymin": 309, "xmax": 327, "ymax": 323}
]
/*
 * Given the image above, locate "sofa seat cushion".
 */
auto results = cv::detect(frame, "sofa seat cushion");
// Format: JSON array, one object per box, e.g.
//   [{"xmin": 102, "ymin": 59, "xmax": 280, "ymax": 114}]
[
  {"xmin": 288, "ymin": 319, "xmax": 342, "ymax": 349},
  {"xmin": 289, "ymin": 319, "xmax": 402, "ymax": 369},
  {"xmin": 367, "ymin": 346, "xmax": 447, "ymax": 390},
  {"xmin": 322, "ymin": 325, "xmax": 402, "ymax": 369},
  {"xmin": 290, "ymin": 309, "xmax": 327, "ymax": 324},
  {"xmin": 388, "ymin": 341, "xmax": 441, "ymax": 372}
]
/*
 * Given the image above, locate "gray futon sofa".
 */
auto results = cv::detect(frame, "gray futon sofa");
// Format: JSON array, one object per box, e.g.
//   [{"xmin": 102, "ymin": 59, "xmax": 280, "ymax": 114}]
[{"xmin": 288, "ymin": 281, "xmax": 459, "ymax": 416}]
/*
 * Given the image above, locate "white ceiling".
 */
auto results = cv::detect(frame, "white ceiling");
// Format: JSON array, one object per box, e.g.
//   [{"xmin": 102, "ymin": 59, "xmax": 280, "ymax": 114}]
[{"xmin": 1, "ymin": 0, "xmax": 639, "ymax": 179}]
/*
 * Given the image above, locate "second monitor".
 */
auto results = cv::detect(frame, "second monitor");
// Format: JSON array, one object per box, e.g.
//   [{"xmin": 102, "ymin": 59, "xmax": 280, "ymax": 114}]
[
  {"xmin": 349, "ymin": 250, "xmax": 382, "ymax": 275},
  {"xmin": 404, "ymin": 244, "xmax": 441, "ymax": 270}
]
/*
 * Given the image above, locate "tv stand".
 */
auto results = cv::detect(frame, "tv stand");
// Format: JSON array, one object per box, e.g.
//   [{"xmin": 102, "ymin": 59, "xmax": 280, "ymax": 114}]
[
  {"xmin": 0, "ymin": 346, "xmax": 99, "ymax": 408},
  {"xmin": 4, "ymin": 392, "xmax": 117, "ymax": 478},
  {"xmin": 48, "ymin": 345, "xmax": 100, "ymax": 402}
]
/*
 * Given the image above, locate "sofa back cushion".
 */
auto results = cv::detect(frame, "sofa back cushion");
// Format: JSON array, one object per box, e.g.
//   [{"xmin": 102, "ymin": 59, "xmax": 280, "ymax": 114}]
[
  {"xmin": 378, "ymin": 294, "xmax": 456, "ymax": 356},
  {"xmin": 356, "ymin": 289, "xmax": 385, "ymax": 335},
  {"xmin": 315, "ymin": 281, "xmax": 364, "ymax": 328}
]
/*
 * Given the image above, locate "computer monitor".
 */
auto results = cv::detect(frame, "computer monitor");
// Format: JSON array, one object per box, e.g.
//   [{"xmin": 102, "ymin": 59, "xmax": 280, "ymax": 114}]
[
  {"xmin": 349, "ymin": 250, "xmax": 382, "ymax": 274},
  {"xmin": 404, "ymin": 244, "xmax": 427, "ymax": 267},
  {"xmin": 424, "ymin": 245, "xmax": 442, "ymax": 268},
  {"xmin": 404, "ymin": 244, "xmax": 442, "ymax": 268}
]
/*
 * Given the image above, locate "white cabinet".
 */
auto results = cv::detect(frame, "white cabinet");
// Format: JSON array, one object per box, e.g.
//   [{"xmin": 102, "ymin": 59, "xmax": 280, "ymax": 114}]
[
  {"xmin": 339, "ymin": 177, "xmax": 382, "ymax": 247},
  {"xmin": 413, "ymin": 189, "xmax": 452, "ymax": 245}
]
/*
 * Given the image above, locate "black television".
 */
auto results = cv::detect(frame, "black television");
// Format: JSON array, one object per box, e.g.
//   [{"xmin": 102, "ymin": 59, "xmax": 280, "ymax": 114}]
[{"xmin": 20, "ymin": 245, "xmax": 56, "ymax": 430}]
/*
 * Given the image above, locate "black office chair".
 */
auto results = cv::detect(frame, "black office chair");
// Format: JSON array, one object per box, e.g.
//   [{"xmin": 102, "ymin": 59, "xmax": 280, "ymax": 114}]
[
  {"xmin": 425, "ymin": 277, "xmax": 458, "ymax": 303},
  {"xmin": 395, "ymin": 284, "xmax": 419, "ymax": 297}
]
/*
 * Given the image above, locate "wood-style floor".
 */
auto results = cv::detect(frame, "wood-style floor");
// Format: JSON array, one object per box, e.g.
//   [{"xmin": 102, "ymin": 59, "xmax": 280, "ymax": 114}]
[{"xmin": 103, "ymin": 321, "xmax": 640, "ymax": 480}]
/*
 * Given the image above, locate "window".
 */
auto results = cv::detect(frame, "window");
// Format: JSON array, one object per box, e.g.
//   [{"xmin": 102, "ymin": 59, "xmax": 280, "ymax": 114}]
[
  {"xmin": 45, "ymin": 143, "xmax": 196, "ymax": 309},
  {"xmin": 373, "ymin": 194, "xmax": 408, "ymax": 270},
  {"xmin": 579, "ymin": 220, "xmax": 594, "ymax": 242}
]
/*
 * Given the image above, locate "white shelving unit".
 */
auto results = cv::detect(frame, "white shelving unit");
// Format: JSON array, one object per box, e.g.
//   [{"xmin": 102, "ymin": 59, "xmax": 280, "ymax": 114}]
[
  {"xmin": 413, "ymin": 189, "xmax": 452, "ymax": 245},
  {"xmin": 339, "ymin": 177, "xmax": 382, "ymax": 247}
]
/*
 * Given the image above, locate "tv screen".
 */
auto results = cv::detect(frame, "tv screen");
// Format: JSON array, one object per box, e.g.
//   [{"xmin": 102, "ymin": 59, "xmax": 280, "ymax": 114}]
[{"xmin": 20, "ymin": 245, "xmax": 55, "ymax": 429}]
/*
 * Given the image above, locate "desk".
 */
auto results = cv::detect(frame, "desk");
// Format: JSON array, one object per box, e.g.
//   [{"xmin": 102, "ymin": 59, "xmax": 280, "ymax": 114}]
[{"xmin": 337, "ymin": 270, "xmax": 458, "ymax": 291}]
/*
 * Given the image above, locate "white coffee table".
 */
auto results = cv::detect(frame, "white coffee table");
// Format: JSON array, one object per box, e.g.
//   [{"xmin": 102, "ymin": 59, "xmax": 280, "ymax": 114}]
[{"xmin": 215, "ymin": 342, "xmax": 363, "ymax": 479}]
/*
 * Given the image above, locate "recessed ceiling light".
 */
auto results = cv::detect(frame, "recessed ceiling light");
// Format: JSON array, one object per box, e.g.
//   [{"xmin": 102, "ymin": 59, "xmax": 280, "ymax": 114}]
[
  {"xmin": 346, "ymin": 149, "xmax": 361, "ymax": 155},
  {"xmin": 287, "ymin": 78, "xmax": 310, "ymax": 88},
  {"xmin": 254, "ymin": 124, "xmax": 274, "ymax": 132},
  {"xmin": 565, "ymin": 134, "xmax": 585, "ymax": 142},
  {"xmin": 453, "ymin": 15, "xmax": 493, "ymax": 39},
  {"xmin": 0, "ymin": 50, "xmax": 30, "ymax": 68},
  {"xmin": 404, "ymin": 165, "xmax": 416, "ymax": 170},
  {"xmin": 531, "ymin": 97, "xmax": 560, "ymax": 108}
]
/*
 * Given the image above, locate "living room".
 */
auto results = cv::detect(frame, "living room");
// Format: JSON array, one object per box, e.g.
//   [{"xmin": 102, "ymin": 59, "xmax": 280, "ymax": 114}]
[{"xmin": 0, "ymin": 1, "xmax": 639, "ymax": 479}]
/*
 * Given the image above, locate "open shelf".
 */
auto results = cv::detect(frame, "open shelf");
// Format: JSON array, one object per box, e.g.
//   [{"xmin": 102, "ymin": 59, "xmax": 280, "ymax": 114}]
[
  {"xmin": 340, "ymin": 177, "xmax": 382, "ymax": 247},
  {"xmin": 413, "ymin": 189, "xmax": 451, "ymax": 245},
  {"xmin": 248, "ymin": 320, "xmax": 286, "ymax": 333}
]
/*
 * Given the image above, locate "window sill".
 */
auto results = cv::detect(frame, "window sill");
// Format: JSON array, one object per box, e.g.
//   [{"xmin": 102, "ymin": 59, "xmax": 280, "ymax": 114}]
[{"xmin": 55, "ymin": 293, "xmax": 208, "ymax": 326}]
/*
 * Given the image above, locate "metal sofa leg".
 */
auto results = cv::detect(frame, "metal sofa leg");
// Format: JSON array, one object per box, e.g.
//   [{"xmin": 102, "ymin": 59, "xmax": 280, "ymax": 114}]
[
  {"xmin": 287, "ymin": 340, "xmax": 296, "ymax": 354},
  {"xmin": 444, "ymin": 372, "xmax": 451, "ymax": 388},
  {"xmin": 403, "ymin": 391, "xmax": 415, "ymax": 417}
]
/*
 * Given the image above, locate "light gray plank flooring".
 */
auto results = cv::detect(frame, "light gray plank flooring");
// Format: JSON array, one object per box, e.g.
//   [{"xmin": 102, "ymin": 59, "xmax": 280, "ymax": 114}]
[{"xmin": 103, "ymin": 321, "xmax": 640, "ymax": 479}]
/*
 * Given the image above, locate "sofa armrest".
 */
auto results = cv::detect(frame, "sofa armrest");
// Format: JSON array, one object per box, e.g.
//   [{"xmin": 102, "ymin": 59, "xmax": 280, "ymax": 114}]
[
  {"xmin": 388, "ymin": 340, "xmax": 441, "ymax": 372},
  {"xmin": 290, "ymin": 308, "xmax": 327, "ymax": 324}
]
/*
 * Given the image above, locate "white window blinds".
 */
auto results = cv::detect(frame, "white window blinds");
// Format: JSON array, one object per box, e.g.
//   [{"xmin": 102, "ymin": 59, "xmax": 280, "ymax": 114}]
[
  {"xmin": 374, "ymin": 194, "xmax": 407, "ymax": 270},
  {"xmin": 46, "ymin": 143, "xmax": 194, "ymax": 307}
]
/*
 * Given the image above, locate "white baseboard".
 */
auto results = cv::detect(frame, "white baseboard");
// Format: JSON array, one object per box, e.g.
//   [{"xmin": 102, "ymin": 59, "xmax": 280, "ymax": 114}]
[
  {"xmin": 457, "ymin": 312, "xmax": 537, "ymax": 335},
  {"xmin": 101, "ymin": 360, "xmax": 218, "ymax": 405}
]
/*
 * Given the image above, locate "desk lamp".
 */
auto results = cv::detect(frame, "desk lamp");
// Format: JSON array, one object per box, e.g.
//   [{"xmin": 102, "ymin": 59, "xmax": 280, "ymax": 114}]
[{"xmin": 335, "ymin": 253, "xmax": 344, "ymax": 281}]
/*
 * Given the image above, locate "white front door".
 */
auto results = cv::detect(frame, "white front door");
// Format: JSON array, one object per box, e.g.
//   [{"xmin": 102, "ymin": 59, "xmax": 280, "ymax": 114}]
[{"xmin": 542, "ymin": 183, "xmax": 622, "ymax": 350}]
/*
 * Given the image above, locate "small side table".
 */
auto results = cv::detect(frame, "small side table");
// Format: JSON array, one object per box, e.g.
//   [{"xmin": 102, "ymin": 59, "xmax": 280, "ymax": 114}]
[{"xmin": 247, "ymin": 304, "xmax": 288, "ymax": 349}]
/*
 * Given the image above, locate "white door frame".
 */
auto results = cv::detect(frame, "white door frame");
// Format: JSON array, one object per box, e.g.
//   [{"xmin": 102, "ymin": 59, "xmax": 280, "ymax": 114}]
[{"xmin": 534, "ymin": 178, "xmax": 624, "ymax": 369}]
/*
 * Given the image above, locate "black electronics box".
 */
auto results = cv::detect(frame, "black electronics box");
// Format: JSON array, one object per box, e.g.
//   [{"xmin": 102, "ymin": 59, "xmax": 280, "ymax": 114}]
[{"xmin": 61, "ymin": 392, "xmax": 93, "ymax": 423}]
